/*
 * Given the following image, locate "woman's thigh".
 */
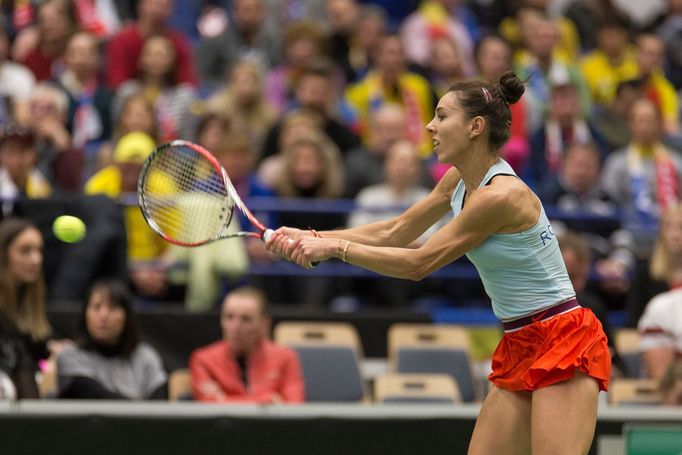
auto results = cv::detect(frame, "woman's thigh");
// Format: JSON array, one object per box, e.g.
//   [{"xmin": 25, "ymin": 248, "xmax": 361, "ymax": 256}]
[
  {"xmin": 531, "ymin": 372, "xmax": 600, "ymax": 455},
  {"xmin": 468, "ymin": 385, "xmax": 532, "ymax": 455}
]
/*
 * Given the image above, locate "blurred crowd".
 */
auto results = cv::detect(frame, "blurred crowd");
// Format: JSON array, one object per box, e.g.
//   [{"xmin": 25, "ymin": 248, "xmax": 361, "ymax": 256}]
[{"xmin": 0, "ymin": 0, "xmax": 682, "ymax": 404}]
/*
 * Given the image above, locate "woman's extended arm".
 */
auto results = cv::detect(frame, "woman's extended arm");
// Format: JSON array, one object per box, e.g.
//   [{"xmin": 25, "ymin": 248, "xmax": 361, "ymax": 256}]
[
  {"xmin": 274, "ymin": 167, "xmax": 460, "ymax": 248},
  {"xmin": 279, "ymin": 177, "xmax": 536, "ymax": 280}
]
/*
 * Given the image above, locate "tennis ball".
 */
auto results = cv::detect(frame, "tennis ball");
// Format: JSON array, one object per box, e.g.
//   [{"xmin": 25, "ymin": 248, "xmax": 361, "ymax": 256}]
[{"xmin": 52, "ymin": 215, "xmax": 86, "ymax": 243}]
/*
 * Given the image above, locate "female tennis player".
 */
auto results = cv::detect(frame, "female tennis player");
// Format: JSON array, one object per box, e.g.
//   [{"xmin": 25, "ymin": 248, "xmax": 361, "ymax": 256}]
[{"xmin": 267, "ymin": 71, "xmax": 611, "ymax": 454}]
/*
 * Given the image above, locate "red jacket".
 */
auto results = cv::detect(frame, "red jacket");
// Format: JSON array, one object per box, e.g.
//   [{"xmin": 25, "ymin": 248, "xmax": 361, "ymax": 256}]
[{"xmin": 189, "ymin": 340, "xmax": 304, "ymax": 403}]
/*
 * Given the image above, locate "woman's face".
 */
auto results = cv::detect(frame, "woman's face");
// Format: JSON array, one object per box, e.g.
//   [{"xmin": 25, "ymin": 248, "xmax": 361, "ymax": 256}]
[
  {"xmin": 7, "ymin": 227, "xmax": 43, "ymax": 284},
  {"xmin": 230, "ymin": 65, "xmax": 260, "ymax": 105},
  {"xmin": 291, "ymin": 144, "xmax": 323, "ymax": 190},
  {"xmin": 431, "ymin": 38, "xmax": 462, "ymax": 77},
  {"xmin": 629, "ymin": 99, "xmax": 661, "ymax": 145},
  {"xmin": 426, "ymin": 92, "xmax": 471, "ymax": 164},
  {"xmin": 139, "ymin": 36, "xmax": 176, "ymax": 79},
  {"xmin": 121, "ymin": 98, "xmax": 155, "ymax": 135},
  {"xmin": 476, "ymin": 38, "xmax": 510, "ymax": 81},
  {"xmin": 85, "ymin": 288, "xmax": 126, "ymax": 346}
]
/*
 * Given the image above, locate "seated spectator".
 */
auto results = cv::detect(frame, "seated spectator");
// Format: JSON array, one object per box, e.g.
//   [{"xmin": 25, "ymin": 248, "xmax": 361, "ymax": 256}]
[
  {"xmin": 203, "ymin": 59, "xmax": 279, "ymax": 154},
  {"xmin": 0, "ymin": 217, "xmax": 65, "ymax": 365},
  {"xmin": 399, "ymin": 0, "xmax": 477, "ymax": 77},
  {"xmin": 260, "ymin": 62, "xmax": 360, "ymax": 163},
  {"xmin": 18, "ymin": 0, "xmax": 78, "ymax": 82},
  {"xmin": 105, "ymin": 0, "xmax": 196, "ymax": 89},
  {"xmin": 590, "ymin": 79, "xmax": 643, "ymax": 153},
  {"xmin": 0, "ymin": 23, "xmax": 36, "ymax": 127},
  {"xmin": 579, "ymin": 16, "xmax": 638, "ymax": 108},
  {"xmin": 660, "ymin": 359, "xmax": 682, "ymax": 405},
  {"xmin": 274, "ymin": 131, "xmax": 346, "ymax": 231},
  {"xmin": 265, "ymin": 20, "xmax": 329, "ymax": 112},
  {"xmin": 189, "ymin": 286, "xmax": 304, "ymax": 403},
  {"xmin": 112, "ymin": 34, "xmax": 196, "ymax": 142},
  {"xmin": 349, "ymin": 140, "xmax": 435, "ymax": 243},
  {"xmin": 538, "ymin": 142, "xmax": 616, "ymax": 217},
  {"xmin": 96, "ymin": 93, "xmax": 159, "ymax": 171},
  {"xmin": 601, "ymin": 98, "xmax": 682, "ymax": 226},
  {"xmin": 28, "ymin": 82, "xmax": 81, "ymax": 191},
  {"xmin": 0, "ymin": 125, "xmax": 51, "ymax": 210},
  {"xmin": 195, "ymin": 0, "xmax": 281, "ymax": 88},
  {"xmin": 345, "ymin": 34, "xmax": 434, "ymax": 157},
  {"xmin": 634, "ymin": 33, "xmax": 680, "ymax": 136},
  {"xmin": 337, "ymin": 4, "xmax": 387, "ymax": 84},
  {"xmin": 53, "ymin": 31, "xmax": 112, "ymax": 178},
  {"xmin": 527, "ymin": 66, "xmax": 607, "ymax": 190},
  {"xmin": 57, "ymin": 279, "xmax": 167, "ymax": 399},
  {"xmin": 343, "ymin": 103, "xmax": 432, "ymax": 198},
  {"xmin": 637, "ymin": 203, "xmax": 682, "ymax": 379},
  {"xmin": 428, "ymin": 36, "xmax": 467, "ymax": 98},
  {"xmin": 84, "ymin": 132, "xmax": 170, "ymax": 300}
]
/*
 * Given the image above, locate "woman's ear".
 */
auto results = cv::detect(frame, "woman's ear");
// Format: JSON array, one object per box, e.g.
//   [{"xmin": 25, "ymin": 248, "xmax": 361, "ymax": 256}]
[{"xmin": 469, "ymin": 116, "xmax": 486, "ymax": 138}]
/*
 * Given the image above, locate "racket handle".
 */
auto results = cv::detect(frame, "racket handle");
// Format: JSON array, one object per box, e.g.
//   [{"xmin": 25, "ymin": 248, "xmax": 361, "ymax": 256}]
[{"xmin": 262, "ymin": 229, "xmax": 318, "ymax": 268}]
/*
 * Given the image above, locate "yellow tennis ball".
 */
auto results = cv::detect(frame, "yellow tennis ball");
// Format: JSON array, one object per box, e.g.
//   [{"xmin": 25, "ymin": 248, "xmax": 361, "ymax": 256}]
[{"xmin": 52, "ymin": 215, "xmax": 86, "ymax": 243}]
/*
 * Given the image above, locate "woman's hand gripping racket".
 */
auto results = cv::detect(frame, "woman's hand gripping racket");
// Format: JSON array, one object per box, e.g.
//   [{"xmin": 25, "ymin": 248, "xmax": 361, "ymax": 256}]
[{"xmin": 137, "ymin": 140, "xmax": 316, "ymax": 265}]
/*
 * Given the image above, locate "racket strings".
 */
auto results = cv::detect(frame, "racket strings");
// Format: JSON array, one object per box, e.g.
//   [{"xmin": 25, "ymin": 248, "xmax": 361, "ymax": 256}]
[{"xmin": 141, "ymin": 144, "xmax": 233, "ymax": 244}]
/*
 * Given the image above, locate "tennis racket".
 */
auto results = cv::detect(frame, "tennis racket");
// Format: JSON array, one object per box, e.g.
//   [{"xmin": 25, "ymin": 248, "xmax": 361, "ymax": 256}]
[{"xmin": 137, "ymin": 140, "xmax": 317, "ymax": 265}]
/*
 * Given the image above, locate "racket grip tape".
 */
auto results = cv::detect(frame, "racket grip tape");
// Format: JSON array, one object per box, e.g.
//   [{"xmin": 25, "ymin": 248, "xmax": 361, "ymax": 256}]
[{"xmin": 262, "ymin": 229, "xmax": 318, "ymax": 267}]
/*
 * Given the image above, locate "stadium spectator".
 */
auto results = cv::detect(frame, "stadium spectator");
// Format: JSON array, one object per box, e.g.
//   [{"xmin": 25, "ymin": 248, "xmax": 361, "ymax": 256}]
[
  {"xmin": 112, "ymin": 34, "xmax": 195, "ymax": 142},
  {"xmin": 345, "ymin": 34, "xmax": 434, "ymax": 157},
  {"xmin": 538, "ymin": 142, "xmax": 617, "ymax": 217},
  {"xmin": 0, "ymin": 125, "xmax": 51, "ymax": 208},
  {"xmin": 53, "ymin": 31, "xmax": 112, "ymax": 178},
  {"xmin": 634, "ymin": 33, "xmax": 680, "ymax": 136},
  {"xmin": 27, "ymin": 82, "xmax": 81, "ymax": 191},
  {"xmin": 654, "ymin": 0, "xmax": 682, "ymax": 90},
  {"xmin": 204, "ymin": 59, "xmax": 279, "ymax": 154},
  {"xmin": 265, "ymin": 20, "xmax": 329, "ymax": 112},
  {"xmin": 601, "ymin": 98, "xmax": 682, "ymax": 224},
  {"xmin": 527, "ymin": 67, "xmax": 608, "ymax": 190},
  {"xmin": 338, "ymin": 4, "xmax": 388, "ymax": 84},
  {"xmin": 399, "ymin": 0, "xmax": 478, "ymax": 77},
  {"xmin": 261, "ymin": 63, "xmax": 360, "ymax": 162},
  {"xmin": 579, "ymin": 16, "xmax": 638, "ymax": 108},
  {"xmin": 0, "ymin": 218, "xmax": 64, "ymax": 365},
  {"xmin": 326, "ymin": 0, "xmax": 362, "ymax": 83},
  {"xmin": 96, "ymin": 92, "xmax": 159, "ymax": 171},
  {"xmin": 189, "ymin": 286, "xmax": 304, "ymax": 403},
  {"xmin": 637, "ymin": 202, "xmax": 682, "ymax": 379},
  {"xmin": 57, "ymin": 278, "xmax": 168, "ymax": 399},
  {"xmin": 19, "ymin": 0, "xmax": 78, "ymax": 82},
  {"xmin": 591, "ymin": 79, "xmax": 643, "ymax": 152},
  {"xmin": 105, "ymin": 0, "xmax": 196, "ymax": 89},
  {"xmin": 195, "ymin": 0, "xmax": 280, "ymax": 88},
  {"xmin": 428, "ymin": 36, "xmax": 467, "ymax": 98},
  {"xmin": 343, "ymin": 103, "xmax": 432, "ymax": 198},
  {"xmin": 0, "ymin": 23, "xmax": 36, "ymax": 127},
  {"xmin": 513, "ymin": 11, "xmax": 591, "ymax": 134}
]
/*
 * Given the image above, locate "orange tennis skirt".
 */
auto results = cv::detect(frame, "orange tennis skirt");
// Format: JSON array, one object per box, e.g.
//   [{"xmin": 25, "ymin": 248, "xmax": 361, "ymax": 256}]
[{"xmin": 489, "ymin": 306, "xmax": 611, "ymax": 392}]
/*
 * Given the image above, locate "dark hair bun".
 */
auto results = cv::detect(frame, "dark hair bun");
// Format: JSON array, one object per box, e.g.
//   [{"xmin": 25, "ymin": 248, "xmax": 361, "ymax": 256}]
[{"xmin": 497, "ymin": 71, "xmax": 525, "ymax": 105}]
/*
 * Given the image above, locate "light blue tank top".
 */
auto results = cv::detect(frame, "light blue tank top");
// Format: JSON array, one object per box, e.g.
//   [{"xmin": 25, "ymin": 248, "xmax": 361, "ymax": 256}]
[{"xmin": 450, "ymin": 159, "xmax": 575, "ymax": 320}]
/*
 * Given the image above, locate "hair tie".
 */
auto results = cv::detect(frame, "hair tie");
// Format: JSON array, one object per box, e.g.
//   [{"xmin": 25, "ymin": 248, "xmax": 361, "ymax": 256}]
[{"xmin": 481, "ymin": 87, "xmax": 493, "ymax": 103}]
